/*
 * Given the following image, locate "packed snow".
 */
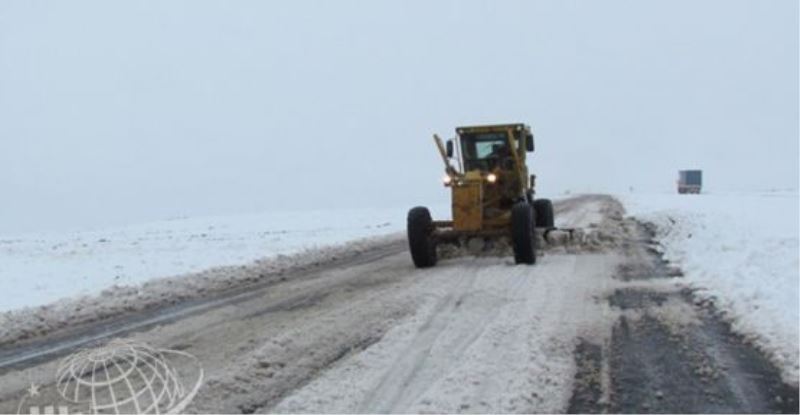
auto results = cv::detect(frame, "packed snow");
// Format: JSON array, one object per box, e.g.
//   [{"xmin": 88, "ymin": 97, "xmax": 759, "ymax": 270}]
[
  {"xmin": 0, "ymin": 205, "xmax": 443, "ymax": 313},
  {"xmin": 621, "ymin": 191, "xmax": 799, "ymax": 383},
  {"xmin": 271, "ymin": 252, "xmax": 623, "ymax": 414}
]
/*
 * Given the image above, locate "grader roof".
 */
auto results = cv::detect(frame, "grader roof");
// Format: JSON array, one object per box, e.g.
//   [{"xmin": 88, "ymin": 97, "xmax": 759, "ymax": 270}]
[{"xmin": 455, "ymin": 123, "xmax": 529, "ymax": 135}]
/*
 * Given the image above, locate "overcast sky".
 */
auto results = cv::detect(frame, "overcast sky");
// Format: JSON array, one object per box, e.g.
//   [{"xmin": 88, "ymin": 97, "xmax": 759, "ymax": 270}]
[{"xmin": 1, "ymin": 0, "xmax": 797, "ymax": 234}]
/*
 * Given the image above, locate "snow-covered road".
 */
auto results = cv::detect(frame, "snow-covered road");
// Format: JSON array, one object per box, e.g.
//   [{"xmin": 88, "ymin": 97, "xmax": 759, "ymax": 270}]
[{"xmin": 0, "ymin": 195, "xmax": 796, "ymax": 414}]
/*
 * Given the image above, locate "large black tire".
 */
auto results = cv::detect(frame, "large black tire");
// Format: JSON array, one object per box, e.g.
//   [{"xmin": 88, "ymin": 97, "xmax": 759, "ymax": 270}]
[
  {"xmin": 533, "ymin": 199, "xmax": 554, "ymax": 228},
  {"xmin": 407, "ymin": 206, "xmax": 437, "ymax": 268},
  {"xmin": 511, "ymin": 202, "xmax": 537, "ymax": 264}
]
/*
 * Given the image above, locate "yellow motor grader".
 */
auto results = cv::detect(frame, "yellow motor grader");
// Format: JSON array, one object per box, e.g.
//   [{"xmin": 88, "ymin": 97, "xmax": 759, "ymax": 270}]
[{"xmin": 407, "ymin": 123, "xmax": 554, "ymax": 267}]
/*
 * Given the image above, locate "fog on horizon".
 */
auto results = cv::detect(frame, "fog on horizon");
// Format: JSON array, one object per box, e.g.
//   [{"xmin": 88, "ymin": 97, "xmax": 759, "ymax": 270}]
[{"xmin": 1, "ymin": 0, "xmax": 797, "ymax": 234}]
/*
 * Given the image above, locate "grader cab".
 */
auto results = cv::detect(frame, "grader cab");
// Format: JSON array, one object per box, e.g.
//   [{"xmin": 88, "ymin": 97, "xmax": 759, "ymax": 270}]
[{"xmin": 407, "ymin": 123, "xmax": 554, "ymax": 267}]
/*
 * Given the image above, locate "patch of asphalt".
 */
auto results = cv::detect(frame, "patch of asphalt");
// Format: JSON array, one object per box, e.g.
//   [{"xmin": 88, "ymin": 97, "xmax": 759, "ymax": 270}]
[
  {"xmin": 607, "ymin": 289, "xmax": 669, "ymax": 310},
  {"xmin": 568, "ymin": 214, "xmax": 799, "ymax": 414},
  {"xmin": 613, "ymin": 220, "xmax": 683, "ymax": 282},
  {"xmin": 567, "ymin": 339, "xmax": 605, "ymax": 414},
  {"xmin": 609, "ymin": 311, "xmax": 797, "ymax": 414}
]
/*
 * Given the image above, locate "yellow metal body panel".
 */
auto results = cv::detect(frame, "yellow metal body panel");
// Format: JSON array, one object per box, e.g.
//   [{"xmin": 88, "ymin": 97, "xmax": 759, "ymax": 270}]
[{"xmin": 452, "ymin": 182, "xmax": 482, "ymax": 231}]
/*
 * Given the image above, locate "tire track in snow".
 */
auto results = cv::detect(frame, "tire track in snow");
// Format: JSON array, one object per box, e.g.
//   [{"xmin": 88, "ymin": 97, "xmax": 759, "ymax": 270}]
[{"xmin": 357, "ymin": 260, "xmax": 529, "ymax": 412}]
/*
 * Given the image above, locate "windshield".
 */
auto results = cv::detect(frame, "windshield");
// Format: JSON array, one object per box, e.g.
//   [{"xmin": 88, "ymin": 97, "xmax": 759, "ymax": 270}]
[{"xmin": 460, "ymin": 132, "xmax": 510, "ymax": 171}]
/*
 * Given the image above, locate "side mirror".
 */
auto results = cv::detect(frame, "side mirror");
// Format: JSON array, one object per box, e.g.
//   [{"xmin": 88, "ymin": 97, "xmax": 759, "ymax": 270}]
[
  {"xmin": 526, "ymin": 133, "xmax": 534, "ymax": 152},
  {"xmin": 530, "ymin": 174, "xmax": 536, "ymax": 188},
  {"xmin": 446, "ymin": 140, "xmax": 454, "ymax": 158}
]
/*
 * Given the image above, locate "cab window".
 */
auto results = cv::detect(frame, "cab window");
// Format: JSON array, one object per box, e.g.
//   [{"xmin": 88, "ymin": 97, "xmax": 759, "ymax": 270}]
[{"xmin": 461, "ymin": 132, "xmax": 508, "ymax": 160}]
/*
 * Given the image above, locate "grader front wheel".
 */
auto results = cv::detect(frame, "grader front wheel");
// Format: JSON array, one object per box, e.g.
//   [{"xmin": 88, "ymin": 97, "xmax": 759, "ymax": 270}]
[
  {"xmin": 407, "ymin": 206, "xmax": 438, "ymax": 268},
  {"xmin": 511, "ymin": 202, "xmax": 537, "ymax": 264}
]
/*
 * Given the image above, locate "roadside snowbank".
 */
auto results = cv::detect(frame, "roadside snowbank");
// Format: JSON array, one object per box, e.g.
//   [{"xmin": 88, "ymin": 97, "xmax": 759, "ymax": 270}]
[
  {"xmin": 620, "ymin": 191, "xmax": 799, "ymax": 384},
  {"xmin": 0, "ymin": 233, "xmax": 405, "ymax": 346}
]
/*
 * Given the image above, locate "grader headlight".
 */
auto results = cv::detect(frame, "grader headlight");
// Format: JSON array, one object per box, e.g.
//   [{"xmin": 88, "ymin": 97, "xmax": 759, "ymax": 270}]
[
  {"xmin": 486, "ymin": 173, "xmax": 498, "ymax": 184},
  {"xmin": 442, "ymin": 174, "xmax": 453, "ymax": 186}
]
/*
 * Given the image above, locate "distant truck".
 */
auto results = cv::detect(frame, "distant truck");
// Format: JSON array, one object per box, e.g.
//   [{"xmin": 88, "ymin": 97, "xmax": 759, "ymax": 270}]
[{"xmin": 678, "ymin": 170, "xmax": 702, "ymax": 194}]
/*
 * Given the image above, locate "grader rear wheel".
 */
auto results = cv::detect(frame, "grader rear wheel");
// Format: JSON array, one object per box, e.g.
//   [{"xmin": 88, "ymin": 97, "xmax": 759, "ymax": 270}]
[{"xmin": 534, "ymin": 199, "xmax": 554, "ymax": 228}]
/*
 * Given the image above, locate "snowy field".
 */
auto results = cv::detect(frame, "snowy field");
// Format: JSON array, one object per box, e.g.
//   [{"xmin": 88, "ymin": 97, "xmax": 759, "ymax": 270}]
[
  {"xmin": 621, "ymin": 191, "xmax": 799, "ymax": 382},
  {"xmin": 0, "ymin": 205, "xmax": 446, "ymax": 313}
]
